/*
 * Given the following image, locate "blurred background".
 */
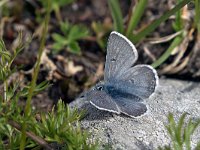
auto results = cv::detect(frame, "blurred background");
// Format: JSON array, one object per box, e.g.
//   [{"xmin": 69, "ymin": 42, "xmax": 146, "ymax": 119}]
[{"xmin": 0, "ymin": 0, "xmax": 199, "ymax": 109}]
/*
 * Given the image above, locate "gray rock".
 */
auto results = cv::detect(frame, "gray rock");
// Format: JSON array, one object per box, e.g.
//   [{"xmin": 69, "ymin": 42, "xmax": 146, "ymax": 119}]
[{"xmin": 70, "ymin": 79, "xmax": 200, "ymax": 149}]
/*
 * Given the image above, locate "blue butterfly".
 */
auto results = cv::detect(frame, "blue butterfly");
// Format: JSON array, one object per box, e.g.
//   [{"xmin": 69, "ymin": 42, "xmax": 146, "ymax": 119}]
[{"xmin": 86, "ymin": 31, "xmax": 159, "ymax": 118}]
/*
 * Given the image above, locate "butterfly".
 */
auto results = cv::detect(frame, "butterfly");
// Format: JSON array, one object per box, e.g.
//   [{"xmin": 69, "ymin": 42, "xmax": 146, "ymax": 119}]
[{"xmin": 86, "ymin": 31, "xmax": 159, "ymax": 118}]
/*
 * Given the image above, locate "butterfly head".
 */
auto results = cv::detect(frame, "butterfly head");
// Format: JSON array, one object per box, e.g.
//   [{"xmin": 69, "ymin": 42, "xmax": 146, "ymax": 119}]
[{"xmin": 82, "ymin": 82, "xmax": 105, "ymax": 99}]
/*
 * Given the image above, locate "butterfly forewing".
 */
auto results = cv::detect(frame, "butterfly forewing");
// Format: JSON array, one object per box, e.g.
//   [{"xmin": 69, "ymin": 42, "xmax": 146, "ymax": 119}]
[{"xmin": 104, "ymin": 31, "xmax": 138, "ymax": 82}]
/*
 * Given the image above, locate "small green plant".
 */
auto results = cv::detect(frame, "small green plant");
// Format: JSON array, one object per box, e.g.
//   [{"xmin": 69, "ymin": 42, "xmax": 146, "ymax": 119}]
[
  {"xmin": 158, "ymin": 113, "xmax": 200, "ymax": 150},
  {"xmin": 38, "ymin": 0, "xmax": 76, "ymax": 22},
  {"xmin": 0, "ymin": 0, "xmax": 98, "ymax": 149},
  {"xmin": 0, "ymin": 34, "xmax": 49, "ymax": 149},
  {"xmin": 52, "ymin": 21, "xmax": 89, "ymax": 55},
  {"xmin": 0, "ymin": 97, "xmax": 98, "ymax": 149},
  {"xmin": 33, "ymin": 100, "xmax": 98, "ymax": 150}
]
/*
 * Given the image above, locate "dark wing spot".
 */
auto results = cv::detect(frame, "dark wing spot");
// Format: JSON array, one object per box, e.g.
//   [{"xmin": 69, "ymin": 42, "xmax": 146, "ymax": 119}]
[
  {"xmin": 129, "ymin": 79, "xmax": 134, "ymax": 83},
  {"xmin": 111, "ymin": 58, "xmax": 116, "ymax": 62},
  {"xmin": 96, "ymin": 85, "xmax": 104, "ymax": 91}
]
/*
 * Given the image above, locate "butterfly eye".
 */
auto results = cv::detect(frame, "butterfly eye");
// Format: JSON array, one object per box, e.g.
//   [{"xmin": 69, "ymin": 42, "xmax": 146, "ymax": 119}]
[{"xmin": 96, "ymin": 85, "xmax": 104, "ymax": 91}]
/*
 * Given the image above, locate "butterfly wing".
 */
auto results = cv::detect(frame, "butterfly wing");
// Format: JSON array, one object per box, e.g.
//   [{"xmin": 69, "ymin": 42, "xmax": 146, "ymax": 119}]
[
  {"xmin": 87, "ymin": 89, "xmax": 120, "ymax": 114},
  {"xmin": 104, "ymin": 31, "xmax": 138, "ymax": 82},
  {"xmin": 114, "ymin": 96, "xmax": 148, "ymax": 118},
  {"xmin": 108, "ymin": 65, "xmax": 158, "ymax": 99},
  {"xmin": 87, "ymin": 88, "xmax": 147, "ymax": 118}
]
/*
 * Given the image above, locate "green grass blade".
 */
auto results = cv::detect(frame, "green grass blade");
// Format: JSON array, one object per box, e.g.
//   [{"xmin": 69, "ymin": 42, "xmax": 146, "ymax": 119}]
[
  {"xmin": 195, "ymin": 0, "xmax": 200, "ymax": 34},
  {"xmin": 108, "ymin": 0, "xmax": 124, "ymax": 33},
  {"xmin": 185, "ymin": 119, "xmax": 200, "ymax": 150},
  {"xmin": 166, "ymin": 113, "xmax": 180, "ymax": 150},
  {"xmin": 20, "ymin": 1, "xmax": 51, "ymax": 149},
  {"xmin": 131, "ymin": 0, "xmax": 191, "ymax": 43},
  {"xmin": 175, "ymin": 113, "xmax": 187, "ymax": 147},
  {"xmin": 126, "ymin": 0, "xmax": 148, "ymax": 38},
  {"xmin": 172, "ymin": 0, "xmax": 183, "ymax": 31},
  {"xmin": 184, "ymin": 120, "xmax": 193, "ymax": 150},
  {"xmin": 151, "ymin": 35, "xmax": 183, "ymax": 68}
]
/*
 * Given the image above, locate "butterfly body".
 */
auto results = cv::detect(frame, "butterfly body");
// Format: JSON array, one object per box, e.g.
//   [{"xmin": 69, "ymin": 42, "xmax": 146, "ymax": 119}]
[{"xmin": 86, "ymin": 31, "xmax": 159, "ymax": 118}]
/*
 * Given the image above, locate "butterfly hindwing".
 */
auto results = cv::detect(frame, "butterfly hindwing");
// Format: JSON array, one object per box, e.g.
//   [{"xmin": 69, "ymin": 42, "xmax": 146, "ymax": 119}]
[
  {"xmin": 114, "ymin": 96, "xmax": 148, "ymax": 118},
  {"xmin": 88, "ymin": 86, "xmax": 148, "ymax": 118},
  {"xmin": 87, "ymin": 89, "xmax": 120, "ymax": 114},
  {"xmin": 107, "ymin": 65, "xmax": 158, "ymax": 99}
]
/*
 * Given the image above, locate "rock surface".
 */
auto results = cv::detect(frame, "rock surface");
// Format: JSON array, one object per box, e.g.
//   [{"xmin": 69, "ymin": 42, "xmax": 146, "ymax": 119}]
[{"xmin": 70, "ymin": 78, "xmax": 200, "ymax": 149}]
